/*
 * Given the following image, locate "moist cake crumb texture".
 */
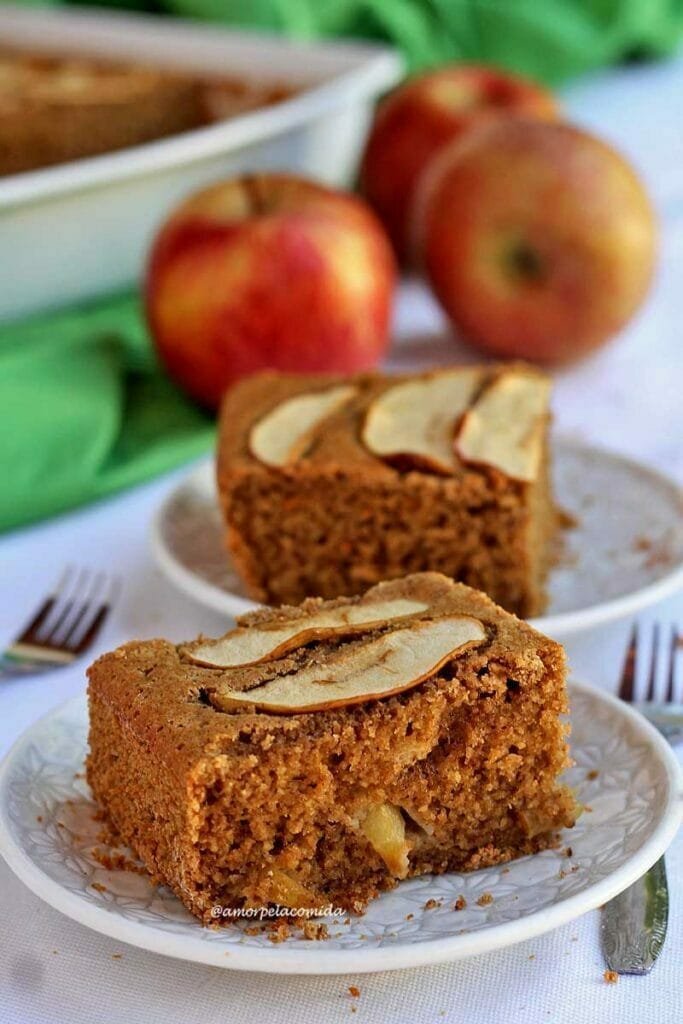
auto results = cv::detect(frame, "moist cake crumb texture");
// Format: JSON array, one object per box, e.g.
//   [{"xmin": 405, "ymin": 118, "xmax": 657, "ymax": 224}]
[
  {"xmin": 217, "ymin": 365, "xmax": 557, "ymax": 617},
  {"xmin": 87, "ymin": 573, "xmax": 576, "ymax": 925}
]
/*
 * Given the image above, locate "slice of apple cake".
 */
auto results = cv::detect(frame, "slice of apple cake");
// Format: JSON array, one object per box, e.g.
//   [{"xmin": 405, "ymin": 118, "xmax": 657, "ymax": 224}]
[
  {"xmin": 217, "ymin": 363, "xmax": 557, "ymax": 618},
  {"xmin": 86, "ymin": 573, "xmax": 575, "ymax": 924}
]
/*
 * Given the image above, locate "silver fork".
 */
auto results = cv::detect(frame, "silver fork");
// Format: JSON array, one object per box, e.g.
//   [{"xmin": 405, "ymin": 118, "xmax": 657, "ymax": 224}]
[
  {"xmin": 0, "ymin": 567, "xmax": 119, "ymax": 677},
  {"xmin": 600, "ymin": 621, "xmax": 681, "ymax": 975},
  {"xmin": 621, "ymin": 623, "xmax": 683, "ymax": 743}
]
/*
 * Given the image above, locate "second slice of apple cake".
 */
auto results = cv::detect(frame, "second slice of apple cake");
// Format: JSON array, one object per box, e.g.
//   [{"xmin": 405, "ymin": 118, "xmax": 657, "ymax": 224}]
[{"xmin": 217, "ymin": 363, "xmax": 557, "ymax": 617}]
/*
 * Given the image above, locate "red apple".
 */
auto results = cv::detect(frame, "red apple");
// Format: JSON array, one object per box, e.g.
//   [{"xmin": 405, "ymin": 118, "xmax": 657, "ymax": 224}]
[
  {"xmin": 418, "ymin": 118, "xmax": 657, "ymax": 364},
  {"xmin": 360, "ymin": 64, "xmax": 557, "ymax": 261},
  {"xmin": 146, "ymin": 174, "xmax": 396, "ymax": 409}
]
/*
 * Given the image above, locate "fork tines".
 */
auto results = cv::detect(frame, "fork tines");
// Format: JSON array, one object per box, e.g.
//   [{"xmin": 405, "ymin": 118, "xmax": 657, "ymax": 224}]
[
  {"xmin": 618, "ymin": 622, "xmax": 681, "ymax": 705},
  {"xmin": 7, "ymin": 566, "xmax": 119, "ymax": 666}
]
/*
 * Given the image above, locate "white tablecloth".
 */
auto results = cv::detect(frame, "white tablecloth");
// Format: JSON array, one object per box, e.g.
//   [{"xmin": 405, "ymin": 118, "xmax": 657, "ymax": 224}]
[{"xmin": 1, "ymin": 57, "xmax": 682, "ymax": 1024}]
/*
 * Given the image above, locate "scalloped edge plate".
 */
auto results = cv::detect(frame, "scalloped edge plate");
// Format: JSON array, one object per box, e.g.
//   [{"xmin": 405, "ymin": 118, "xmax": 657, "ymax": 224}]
[
  {"xmin": 0, "ymin": 680, "xmax": 680, "ymax": 975},
  {"xmin": 150, "ymin": 438, "xmax": 683, "ymax": 638}
]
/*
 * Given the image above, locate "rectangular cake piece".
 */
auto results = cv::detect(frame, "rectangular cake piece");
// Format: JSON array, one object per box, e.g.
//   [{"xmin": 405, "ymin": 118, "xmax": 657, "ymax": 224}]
[
  {"xmin": 217, "ymin": 364, "xmax": 557, "ymax": 617},
  {"xmin": 87, "ymin": 573, "xmax": 575, "ymax": 924}
]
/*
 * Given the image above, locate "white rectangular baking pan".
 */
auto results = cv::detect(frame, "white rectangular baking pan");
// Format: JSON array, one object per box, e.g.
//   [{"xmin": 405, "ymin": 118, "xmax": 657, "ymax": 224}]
[{"xmin": 0, "ymin": 5, "xmax": 403, "ymax": 321}]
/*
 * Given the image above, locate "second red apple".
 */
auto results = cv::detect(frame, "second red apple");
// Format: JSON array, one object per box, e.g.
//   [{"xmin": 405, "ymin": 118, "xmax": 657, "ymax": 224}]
[{"xmin": 361, "ymin": 64, "xmax": 558, "ymax": 260}]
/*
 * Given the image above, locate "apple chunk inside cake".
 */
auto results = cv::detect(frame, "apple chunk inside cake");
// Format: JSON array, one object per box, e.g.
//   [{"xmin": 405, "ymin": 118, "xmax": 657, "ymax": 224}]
[{"xmin": 86, "ymin": 573, "xmax": 576, "ymax": 924}]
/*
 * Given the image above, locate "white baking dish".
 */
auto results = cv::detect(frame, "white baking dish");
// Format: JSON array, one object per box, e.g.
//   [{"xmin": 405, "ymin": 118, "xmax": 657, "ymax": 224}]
[{"xmin": 0, "ymin": 5, "xmax": 403, "ymax": 321}]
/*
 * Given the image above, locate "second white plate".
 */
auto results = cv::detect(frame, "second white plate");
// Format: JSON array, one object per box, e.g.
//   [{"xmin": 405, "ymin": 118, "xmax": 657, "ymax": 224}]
[{"xmin": 151, "ymin": 438, "xmax": 683, "ymax": 637}]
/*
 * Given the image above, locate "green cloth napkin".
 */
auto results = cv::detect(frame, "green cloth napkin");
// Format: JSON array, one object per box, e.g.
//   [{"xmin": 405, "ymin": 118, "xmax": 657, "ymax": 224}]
[
  {"xmin": 0, "ymin": 295, "xmax": 214, "ymax": 533},
  {"xmin": 65, "ymin": 0, "xmax": 683, "ymax": 83}
]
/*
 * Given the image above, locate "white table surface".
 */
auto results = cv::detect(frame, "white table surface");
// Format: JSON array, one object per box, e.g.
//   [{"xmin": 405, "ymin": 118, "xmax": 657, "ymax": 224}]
[{"xmin": 1, "ymin": 56, "xmax": 682, "ymax": 1024}]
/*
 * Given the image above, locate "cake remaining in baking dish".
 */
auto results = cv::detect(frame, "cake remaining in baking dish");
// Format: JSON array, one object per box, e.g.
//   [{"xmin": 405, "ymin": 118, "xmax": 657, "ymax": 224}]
[
  {"xmin": 217, "ymin": 364, "xmax": 557, "ymax": 617},
  {"xmin": 86, "ymin": 573, "xmax": 575, "ymax": 924},
  {"xmin": 0, "ymin": 48, "xmax": 291, "ymax": 175}
]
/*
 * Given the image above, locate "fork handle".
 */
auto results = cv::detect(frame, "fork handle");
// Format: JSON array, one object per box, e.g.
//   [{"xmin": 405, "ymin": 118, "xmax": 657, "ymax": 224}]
[
  {"xmin": 0, "ymin": 657, "xmax": 55, "ymax": 679},
  {"xmin": 600, "ymin": 856, "xmax": 669, "ymax": 974},
  {"xmin": 636, "ymin": 706, "xmax": 683, "ymax": 744}
]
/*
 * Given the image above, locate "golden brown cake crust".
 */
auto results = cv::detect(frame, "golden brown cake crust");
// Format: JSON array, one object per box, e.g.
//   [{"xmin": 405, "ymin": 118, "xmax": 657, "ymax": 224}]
[
  {"xmin": 87, "ymin": 573, "xmax": 575, "ymax": 925},
  {"xmin": 0, "ymin": 49, "xmax": 292, "ymax": 176},
  {"xmin": 217, "ymin": 366, "xmax": 557, "ymax": 616}
]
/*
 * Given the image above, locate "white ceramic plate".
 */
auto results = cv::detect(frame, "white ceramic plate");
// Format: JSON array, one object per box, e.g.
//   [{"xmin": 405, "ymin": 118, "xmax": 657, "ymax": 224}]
[
  {"xmin": 151, "ymin": 438, "xmax": 683, "ymax": 638},
  {"xmin": 0, "ymin": 681, "xmax": 680, "ymax": 975}
]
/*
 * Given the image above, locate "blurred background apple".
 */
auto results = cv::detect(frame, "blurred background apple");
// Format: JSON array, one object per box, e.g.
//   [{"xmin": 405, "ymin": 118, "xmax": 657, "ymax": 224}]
[
  {"xmin": 360, "ymin": 65, "xmax": 558, "ymax": 262},
  {"xmin": 146, "ymin": 174, "xmax": 396, "ymax": 409},
  {"xmin": 417, "ymin": 118, "xmax": 657, "ymax": 364}
]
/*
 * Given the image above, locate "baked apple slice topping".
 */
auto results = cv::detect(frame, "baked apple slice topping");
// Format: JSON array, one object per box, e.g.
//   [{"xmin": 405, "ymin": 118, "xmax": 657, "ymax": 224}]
[
  {"xmin": 249, "ymin": 384, "xmax": 357, "ymax": 467},
  {"xmin": 455, "ymin": 369, "xmax": 550, "ymax": 481},
  {"xmin": 208, "ymin": 614, "xmax": 486, "ymax": 713},
  {"xmin": 361, "ymin": 369, "xmax": 483, "ymax": 474},
  {"xmin": 186, "ymin": 597, "xmax": 429, "ymax": 668}
]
